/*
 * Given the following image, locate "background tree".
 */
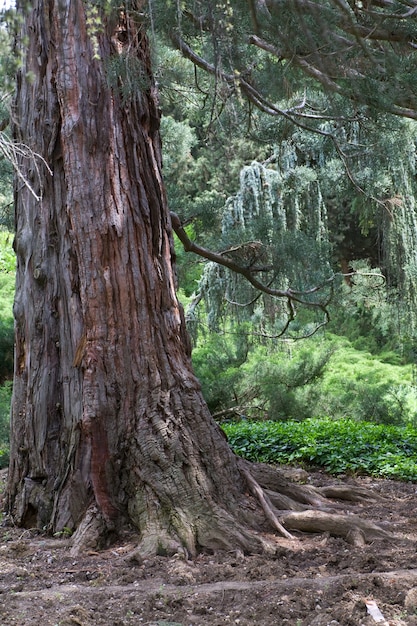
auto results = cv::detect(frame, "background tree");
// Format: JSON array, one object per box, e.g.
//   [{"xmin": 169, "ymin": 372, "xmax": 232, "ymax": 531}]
[
  {"xmin": 156, "ymin": 1, "xmax": 417, "ymax": 353},
  {"xmin": 154, "ymin": 0, "xmax": 417, "ymax": 425}
]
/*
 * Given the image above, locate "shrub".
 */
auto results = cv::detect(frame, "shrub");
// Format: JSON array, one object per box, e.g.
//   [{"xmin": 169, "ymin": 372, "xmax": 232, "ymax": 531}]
[
  {"xmin": 0, "ymin": 318, "xmax": 13, "ymax": 384},
  {"xmin": 0, "ymin": 230, "xmax": 15, "ymax": 384},
  {"xmin": 238, "ymin": 343, "xmax": 333, "ymax": 421},
  {"xmin": 192, "ymin": 328, "xmax": 417, "ymax": 426},
  {"xmin": 0, "ymin": 380, "xmax": 11, "ymax": 468},
  {"xmin": 192, "ymin": 330, "xmax": 248, "ymax": 416}
]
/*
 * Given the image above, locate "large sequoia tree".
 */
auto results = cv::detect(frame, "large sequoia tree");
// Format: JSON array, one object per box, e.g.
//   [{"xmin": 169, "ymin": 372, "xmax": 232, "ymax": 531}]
[{"xmin": 5, "ymin": 0, "xmax": 399, "ymax": 554}]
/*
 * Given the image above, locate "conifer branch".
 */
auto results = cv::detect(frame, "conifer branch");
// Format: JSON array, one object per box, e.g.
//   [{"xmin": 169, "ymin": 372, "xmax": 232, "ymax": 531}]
[
  {"xmin": 171, "ymin": 211, "xmax": 332, "ymax": 312},
  {"xmin": 171, "ymin": 32, "xmax": 354, "ymax": 125},
  {"xmin": 173, "ymin": 4, "xmax": 417, "ymax": 120}
]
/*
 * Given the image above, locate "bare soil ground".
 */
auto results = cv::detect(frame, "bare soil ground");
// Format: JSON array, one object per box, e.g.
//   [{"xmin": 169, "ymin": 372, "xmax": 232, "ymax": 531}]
[{"xmin": 2, "ymin": 467, "xmax": 417, "ymax": 626}]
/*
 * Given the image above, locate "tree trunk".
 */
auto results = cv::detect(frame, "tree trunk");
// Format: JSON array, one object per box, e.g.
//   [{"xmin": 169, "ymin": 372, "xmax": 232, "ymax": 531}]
[
  {"xmin": 6, "ymin": 1, "xmax": 387, "ymax": 556},
  {"xmin": 5, "ymin": 0, "xmax": 265, "ymax": 556}
]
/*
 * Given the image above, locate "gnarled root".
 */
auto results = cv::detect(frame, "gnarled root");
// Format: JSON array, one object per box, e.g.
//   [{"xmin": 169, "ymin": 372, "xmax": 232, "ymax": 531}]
[
  {"xmin": 247, "ymin": 461, "xmax": 328, "ymax": 508},
  {"xmin": 238, "ymin": 460, "xmax": 390, "ymax": 547},
  {"xmin": 280, "ymin": 510, "xmax": 391, "ymax": 546},
  {"xmin": 316, "ymin": 484, "xmax": 385, "ymax": 502},
  {"xmin": 70, "ymin": 461, "xmax": 391, "ymax": 556},
  {"xmin": 240, "ymin": 465, "xmax": 294, "ymax": 539}
]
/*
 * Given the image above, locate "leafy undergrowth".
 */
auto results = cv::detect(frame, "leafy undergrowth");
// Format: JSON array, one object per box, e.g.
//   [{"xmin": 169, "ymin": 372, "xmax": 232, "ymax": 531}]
[{"xmin": 222, "ymin": 417, "xmax": 417, "ymax": 480}]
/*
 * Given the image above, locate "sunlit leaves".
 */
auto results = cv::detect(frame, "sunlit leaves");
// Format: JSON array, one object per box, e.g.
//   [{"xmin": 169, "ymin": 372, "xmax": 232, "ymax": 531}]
[{"xmin": 223, "ymin": 417, "xmax": 417, "ymax": 480}]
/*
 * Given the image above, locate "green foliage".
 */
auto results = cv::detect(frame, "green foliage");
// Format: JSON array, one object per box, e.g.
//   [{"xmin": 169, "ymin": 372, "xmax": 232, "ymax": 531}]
[
  {"xmin": 191, "ymin": 327, "xmax": 417, "ymax": 426},
  {"xmin": 157, "ymin": 1, "xmax": 417, "ymax": 121},
  {"xmin": 0, "ymin": 231, "xmax": 15, "ymax": 383},
  {"xmin": 0, "ymin": 318, "xmax": 13, "ymax": 384},
  {"xmin": 0, "ymin": 230, "xmax": 15, "ymax": 274},
  {"xmin": 223, "ymin": 417, "xmax": 417, "ymax": 481},
  {"xmin": 327, "ymin": 262, "xmax": 398, "ymax": 353},
  {"xmin": 160, "ymin": 116, "xmax": 197, "ymax": 178},
  {"xmin": 191, "ymin": 329, "xmax": 249, "ymax": 415},
  {"xmin": 173, "ymin": 229, "xmax": 203, "ymax": 298},
  {"xmin": 157, "ymin": 42, "xmax": 269, "ymax": 243},
  {"xmin": 156, "ymin": 6, "xmax": 417, "ymax": 350},
  {"xmin": 0, "ymin": 24, "xmax": 14, "ymax": 229},
  {"xmin": 317, "ymin": 335, "xmax": 416, "ymax": 426},
  {"xmin": 237, "ymin": 343, "xmax": 333, "ymax": 421},
  {"xmin": 106, "ymin": 54, "xmax": 151, "ymax": 102},
  {"xmin": 194, "ymin": 158, "xmax": 333, "ymax": 334},
  {"xmin": 0, "ymin": 380, "xmax": 11, "ymax": 468},
  {"xmin": 184, "ymin": 116, "xmax": 417, "ymax": 341}
]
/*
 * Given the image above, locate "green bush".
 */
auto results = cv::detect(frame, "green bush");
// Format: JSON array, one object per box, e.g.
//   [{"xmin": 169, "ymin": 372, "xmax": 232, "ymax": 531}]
[
  {"xmin": 192, "ymin": 327, "xmax": 417, "ymax": 426},
  {"xmin": 0, "ymin": 380, "xmax": 11, "ymax": 468},
  {"xmin": 223, "ymin": 417, "xmax": 417, "ymax": 480},
  {"xmin": 315, "ymin": 336, "xmax": 416, "ymax": 426},
  {"xmin": 192, "ymin": 330, "xmax": 248, "ymax": 416},
  {"xmin": 0, "ymin": 230, "xmax": 15, "ymax": 384},
  {"xmin": 238, "ymin": 343, "xmax": 333, "ymax": 421},
  {"xmin": 0, "ymin": 318, "xmax": 13, "ymax": 383}
]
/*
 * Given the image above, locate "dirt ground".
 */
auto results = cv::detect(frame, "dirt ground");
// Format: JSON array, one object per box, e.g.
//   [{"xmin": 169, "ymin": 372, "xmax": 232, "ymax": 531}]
[{"xmin": 2, "ymin": 467, "xmax": 417, "ymax": 626}]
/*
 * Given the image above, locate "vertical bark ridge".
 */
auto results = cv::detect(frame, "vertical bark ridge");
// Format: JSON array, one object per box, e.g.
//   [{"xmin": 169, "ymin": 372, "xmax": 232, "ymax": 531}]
[{"xmin": 7, "ymin": 0, "xmax": 269, "ymax": 555}]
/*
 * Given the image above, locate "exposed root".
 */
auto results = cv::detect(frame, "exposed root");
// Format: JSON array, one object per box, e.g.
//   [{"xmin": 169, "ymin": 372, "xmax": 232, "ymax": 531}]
[
  {"xmin": 264, "ymin": 488, "xmax": 307, "ymax": 511},
  {"xmin": 70, "ymin": 463, "xmax": 390, "ymax": 557},
  {"xmin": 247, "ymin": 461, "xmax": 328, "ymax": 508},
  {"xmin": 280, "ymin": 510, "xmax": 391, "ymax": 545},
  {"xmin": 237, "ymin": 460, "xmax": 390, "ymax": 547},
  {"xmin": 240, "ymin": 465, "xmax": 295, "ymax": 540},
  {"xmin": 317, "ymin": 484, "xmax": 385, "ymax": 502}
]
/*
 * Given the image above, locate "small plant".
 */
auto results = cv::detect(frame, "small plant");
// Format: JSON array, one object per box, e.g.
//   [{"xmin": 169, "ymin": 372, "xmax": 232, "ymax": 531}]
[{"xmin": 53, "ymin": 527, "xmax": 73, "ymax": 538}]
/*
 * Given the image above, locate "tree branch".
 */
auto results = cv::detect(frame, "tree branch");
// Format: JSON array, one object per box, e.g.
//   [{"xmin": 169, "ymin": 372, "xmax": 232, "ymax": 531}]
[{"xmin": 170, "ymin": 211, "xmax": 333, "ymax": 334}]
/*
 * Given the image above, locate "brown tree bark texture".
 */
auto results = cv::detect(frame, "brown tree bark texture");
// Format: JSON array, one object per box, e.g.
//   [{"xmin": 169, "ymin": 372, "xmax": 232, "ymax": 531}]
[{"xmin": 7, "ymin": 0, "xmax": 263, "ymax": 556}]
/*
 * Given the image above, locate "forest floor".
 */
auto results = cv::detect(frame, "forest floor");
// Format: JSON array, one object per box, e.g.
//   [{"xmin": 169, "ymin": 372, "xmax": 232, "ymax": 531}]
[{"xmin": 1, "ymin": 467, "xmax": 417, "ymax": 626}]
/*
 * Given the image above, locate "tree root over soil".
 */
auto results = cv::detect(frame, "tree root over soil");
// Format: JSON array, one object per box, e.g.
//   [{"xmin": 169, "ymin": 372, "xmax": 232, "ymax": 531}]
[
  {"xmin": 11, "ymin": 568, "xmax": 417, "ymax": 600},
  {"xmin": 69, "ymin": 459, "xmax": 391, "ymax": 557},
  {"xmin": 238, "ymin": 460, "xmax": 391, "ymax": 547}
]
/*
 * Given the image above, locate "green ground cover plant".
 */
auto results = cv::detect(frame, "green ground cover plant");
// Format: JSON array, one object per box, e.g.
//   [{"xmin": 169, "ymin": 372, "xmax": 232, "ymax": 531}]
[{"xmin": 222, "ymin": 417, "xmax": 417, "ymax": 481}]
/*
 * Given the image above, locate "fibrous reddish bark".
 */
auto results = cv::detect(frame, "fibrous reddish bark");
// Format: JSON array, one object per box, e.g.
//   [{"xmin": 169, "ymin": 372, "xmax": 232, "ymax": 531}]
[
  {"xmin": 6, "ymin": 0, "xmax": 388, "ymax": 556},
  {"xmin": 6, "ymin": 0, "xmax": 267, "ymax": 556}
]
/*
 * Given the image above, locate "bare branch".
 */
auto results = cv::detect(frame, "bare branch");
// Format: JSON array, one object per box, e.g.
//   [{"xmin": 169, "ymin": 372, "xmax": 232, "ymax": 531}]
[
  {"xmin": 172, "ymin": 213, "xmax": 387, "ymax": 340},
  {"xmin": 171, "ymin": 211, "xmax": 333, "ymax": 320},
  {"xmin": 172, "ymin": 211, "xmax": 299, "ymax": 300},
  {"xmin": 0, "ymin": 133, "xmax": 52, "ymax": 201}
]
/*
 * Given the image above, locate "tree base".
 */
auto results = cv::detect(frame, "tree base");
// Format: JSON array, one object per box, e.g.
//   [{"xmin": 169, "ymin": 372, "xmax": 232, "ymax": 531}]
[{"xmin": 69, "ymin": 460, "xmax": 391, "ymax": 556}]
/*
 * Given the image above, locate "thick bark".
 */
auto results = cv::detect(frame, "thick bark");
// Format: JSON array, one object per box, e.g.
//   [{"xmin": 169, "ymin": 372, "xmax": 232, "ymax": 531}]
[
  {"xmin": 6, "ymin": 1, "xmax": 388, "ymax": 556},
  {"xmin": 6, "ymin": 1, "xmax": 266, "ymax": 556}
]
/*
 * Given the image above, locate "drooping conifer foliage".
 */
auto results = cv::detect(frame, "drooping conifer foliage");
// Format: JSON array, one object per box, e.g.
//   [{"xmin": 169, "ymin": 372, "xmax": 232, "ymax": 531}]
[
  {"xmin": 161, "ymin": 0, "xmax": 417, "ymax": 121},
  {"xmin": 190, "ymin": 118, "xmax": 417, "ymax": 338},
  {"xmin": 151, "ymin": 1, "xmax": 417, "ymax": 338}
]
